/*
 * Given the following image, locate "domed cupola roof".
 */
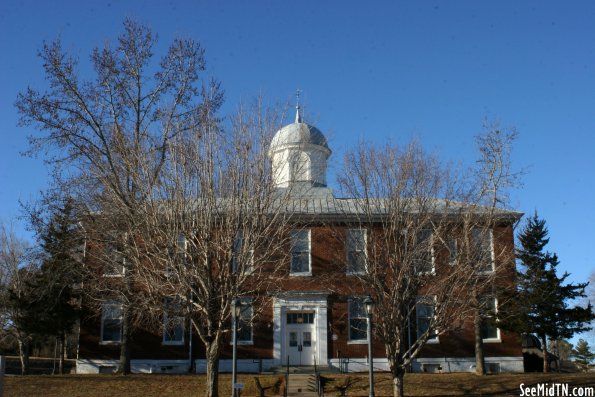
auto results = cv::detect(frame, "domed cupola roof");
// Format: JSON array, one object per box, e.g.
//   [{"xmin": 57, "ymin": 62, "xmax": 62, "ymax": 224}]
[
  {"xmin": 269, "ymin": 106, "xmax": 331, "ymax": 156},
  {"xmin": 268, "ymin": 98, "xmax": 332, "ymax": 190}
]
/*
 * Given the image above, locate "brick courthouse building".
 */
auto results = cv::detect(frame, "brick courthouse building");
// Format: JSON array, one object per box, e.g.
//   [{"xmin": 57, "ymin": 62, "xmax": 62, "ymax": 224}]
[{"xmin": 77, "ymin": 108, "xmax": 524, "ymax": 374}]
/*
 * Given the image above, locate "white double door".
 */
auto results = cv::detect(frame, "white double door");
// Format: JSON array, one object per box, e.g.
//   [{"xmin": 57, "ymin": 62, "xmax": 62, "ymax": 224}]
[{"xmin": 286, "ymin": 323, "xmax": 316, "ymax": 366}]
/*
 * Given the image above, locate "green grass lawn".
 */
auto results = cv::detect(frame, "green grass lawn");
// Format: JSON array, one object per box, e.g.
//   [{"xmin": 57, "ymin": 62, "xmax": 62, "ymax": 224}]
[{"xmin": 4, "ymin": 372, "xmax": 594, "ymax": 397}]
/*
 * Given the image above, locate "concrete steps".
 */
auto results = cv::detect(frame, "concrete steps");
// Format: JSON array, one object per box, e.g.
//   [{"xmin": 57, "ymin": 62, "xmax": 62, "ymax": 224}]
[{"xmin": 286, "ymin": 373, "xmax": 318, "ymax": 397}]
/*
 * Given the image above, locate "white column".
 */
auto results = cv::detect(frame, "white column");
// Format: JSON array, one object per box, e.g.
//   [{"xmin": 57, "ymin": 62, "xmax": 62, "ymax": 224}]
[{"xmin": 317, "ymin": 304, "xmax": 328, "ymax": 366}]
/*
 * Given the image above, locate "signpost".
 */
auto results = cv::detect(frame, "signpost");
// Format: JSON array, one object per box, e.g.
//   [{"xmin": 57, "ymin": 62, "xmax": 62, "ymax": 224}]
[
  {"xmin": 0, "ymin": 355, "xmax": 5, "ymax": 397},
  {"xmin": 234, "ymin": 382, "xmax": 244, "ymax": 397}
]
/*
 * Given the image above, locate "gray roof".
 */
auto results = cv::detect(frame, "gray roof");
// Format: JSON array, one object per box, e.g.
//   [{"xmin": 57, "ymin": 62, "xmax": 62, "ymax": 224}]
[
  {"xmin": 147, "ymin": 187, "xmax": 522, "ymax": 224},
  {"xmin": 270, "ymin": 122, "xmax": 330, "ymax": 153},
  {"xmin": 273, "ymin": 187, "xmax": 523, "ymax": 223}
]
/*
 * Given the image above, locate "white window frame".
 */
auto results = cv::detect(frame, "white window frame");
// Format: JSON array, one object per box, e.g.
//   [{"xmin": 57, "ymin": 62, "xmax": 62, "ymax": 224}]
[
  {"xmin": 100, "ymin": 301, "xmax": 122, "ymax": 344},
  {"xmin": 103, "ymin": 242, "xmax": 126, "ymax": 277},
  {"xmin": 414, "ymin": 229, "xmax": 435, "ymax": 275},
  {"xmin": 416, "ymin": 296, "xmax": 439, "ymax": 344},
  {"xmin": 165, "ymin": 233, "xmax": 188, "ymax": 278},
  {"xmin": 347, "ymin": 297, "xmax": 368, "ymax": 344},
  {"xmin": 447, "ymin": 237, "xmax": 457, "ymax": 266},
  {"xmin": 176, "ymin": 233, "xmax": 187, "ymax": 254},
  {"xmin": 290, "ymin": 229, "xmax": 311, "ymax": 276},
  {"xmin": 162, "ymin": 298, "xmax": 185, "ymax": 346},
  {"xmin": 481, "ymin": 296, "xmax": 501, "ymax": 343},
  {"xmin": 472, "ymin": 229, "xmax": 495, "ymax": 273},
  {"xmin": 346, "ymin": 229, "xmax": 367, "ymax": 275},
  {"xmin": 232, "ymin": 230, "xmax": 254, "ymax": 274}
]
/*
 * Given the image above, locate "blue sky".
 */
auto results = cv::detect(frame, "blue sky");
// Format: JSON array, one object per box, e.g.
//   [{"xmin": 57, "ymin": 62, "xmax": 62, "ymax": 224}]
[{"xmin": 1, "ymin": 1, "xmax": 593, "ymax": 321}]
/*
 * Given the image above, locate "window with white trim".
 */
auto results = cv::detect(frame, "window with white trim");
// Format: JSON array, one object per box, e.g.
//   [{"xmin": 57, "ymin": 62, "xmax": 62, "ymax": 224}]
[
  {"xmin": 176, "ymin": 233, "xmax": 187, "ymax": 257},
  {"xmin": 447, "ymin": 238, "xmax": 457, "ymax": 265},
  {"xmin": 290, "ymin": 229, "xmax": 311, "ymax": 274},
  {"xmin": 101, "ymin": 301, "xmax": 122, "ymax": 343},
  {"xmin": 232, "ymin": 230, "xmax": 254, "ymax": 274},
  {"xmin": 103, "ymin": 242, "xmax": 126, "ymax": 277},
  {"xmin": 163, "ymin": 297, "xmax": 185, "ymax": 345},
  {"xmin": 481, "ymin": 296, "xmax": 500, "ymax": 341},
  {"xmin": 237, "ymin": 298, "xmax": 253, "ymax": 343},
  {"xmin": 346, "ymin": 229, "xmax": 367, "ymax": 274},
  {"xmin": 472, "ymin": 229, "xmax": 494, "ymax": 272},
  {"xmin": 416, "ymin": 296, "xmax": 438, "ymax": 342},
  {"xmin": 414, "ymin": 229, "xmax": 434, "ymax": 274},
  {"xmin": 348, "ymin": 297, "xmax": 368, "ymax": 341},
  {"xmin": 165, "ymin": 233, "xmax": 187, "ymax": 277}
]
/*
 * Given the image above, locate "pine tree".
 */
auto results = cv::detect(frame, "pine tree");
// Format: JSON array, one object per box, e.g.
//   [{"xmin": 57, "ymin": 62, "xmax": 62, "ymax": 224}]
[
  {"xmin": 572, "ymin": 339, "xmax": 594, "ymax": 372},
  {"xmin": 516, "ymin": 213, "xmax": 594, "ymax": 372},
  {"xmin": 32, "ymin": 198, "xmax": 81, "ymax": 374}
]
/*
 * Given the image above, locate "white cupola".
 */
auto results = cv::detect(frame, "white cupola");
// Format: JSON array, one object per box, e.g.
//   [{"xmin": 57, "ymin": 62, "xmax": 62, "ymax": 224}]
[{"xmin": 269, "ymin": 102, "xmax": 331, "ymax": 190}]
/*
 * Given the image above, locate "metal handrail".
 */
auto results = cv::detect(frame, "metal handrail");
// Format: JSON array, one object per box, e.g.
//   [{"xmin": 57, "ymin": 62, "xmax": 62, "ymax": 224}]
[
  {"xmin": 313, "ymin": 356, "xmax": 324, "ymax": 397},
  {"xmin": 283, "ymin": 355, "xmax": 289, "ymax": 397},
  {"xmin": 316, "ymin": 372, "xmax": 324, "ymax": 397}
]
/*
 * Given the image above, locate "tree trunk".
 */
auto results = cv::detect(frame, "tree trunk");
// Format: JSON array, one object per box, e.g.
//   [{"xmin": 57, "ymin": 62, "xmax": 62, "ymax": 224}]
[
  {"xmin": 59, "ymin": 332, "xmax": 66, "ymax": 375},
  {"xmin": 555, "ymin": 339, "xmax": 561, "ymax": 371},
  {"xmin": 205, "ymin": 342, "xmax": 220, "ymax": 397},
  {"xmin": 474, "ymin": 310, "xmax": 485, "ymax": 375},
  {"xmin": 118, "ymin": 312, "xmax": 131, "ymax": 375},
  {"xmin": 392, "ymin": 367, "xmax": 405, "ymax": 397},
  {"xmin": 17, "ymin": 338, "xmax": 30, "ymax": 375},
  {"xmin": 540, "ymin": 334, "xmax": 550, "ymax": 373}
]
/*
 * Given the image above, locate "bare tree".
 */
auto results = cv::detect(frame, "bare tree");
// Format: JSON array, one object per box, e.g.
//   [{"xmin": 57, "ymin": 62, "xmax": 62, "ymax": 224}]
[
  {"xmin": 129, "ymin": 100, "xmax": 294, "ymax": 397},
  {"xmin": 337, "ymin": 140, "xmax": 518, "ymax": 397},
  {"xmin": 0, "ymin": 223, "xmax": 36, "ymax": 374},
  {"xmin": 16, "ymin": 18, "xmax": 295, "ymax": 395},
  {"xmin": 470, "ymin": 119, "xmax": 522, "ymax": 375},
  {"xmin": 16, "ymin": 19, "xmax": 222, "ymax": 374}
]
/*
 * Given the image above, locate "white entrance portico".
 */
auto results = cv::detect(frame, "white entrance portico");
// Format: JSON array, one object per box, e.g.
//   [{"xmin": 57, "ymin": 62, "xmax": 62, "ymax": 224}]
[{"xmin": 273, "ymin": 292, "xmax": 329, "ymax": 367}]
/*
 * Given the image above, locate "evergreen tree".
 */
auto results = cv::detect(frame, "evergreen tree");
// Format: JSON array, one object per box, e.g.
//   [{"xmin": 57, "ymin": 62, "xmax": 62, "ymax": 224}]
[
  {"xmin": 31, "ymin": 198, "xmax": 81, "ymax": 374},
  {"xmin": 572, "ymin": 339, "xmax": 594, "ymax": 372},
  {"xmin": 516, "ymin": 213, "xmax": 594, "ymax": 372}
]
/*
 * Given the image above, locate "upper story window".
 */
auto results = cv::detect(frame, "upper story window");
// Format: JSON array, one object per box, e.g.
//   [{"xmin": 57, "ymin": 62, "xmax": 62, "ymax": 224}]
[
  {"xmin": 232, "ymin": 230, "xmax": 254, "ymax": 274},
  {"xmin": 163, "ymin": 297, "xmax": 184, "ymax": 345},
  {"xmin": 176, "ymin": 233, "xmax": 187, "ymax": 255},
  {"xmin": 481, "ymin": 296, "xmax": 500, "ymax": 341},
  {"xmin": 101, "ymin": 301, "xmax": 122, "ymax": 344},
  {"xmin": 165, "ymin": 233, "xmax": 187, "ymax": 277},
  {"xmin": 472, "ymin": 229, "xmax": 494, "ymax": 272},
  {"xmin": 447, "ymin": 238, "xmax": 457, "ymax": 265},
  {"xmin": 348, "ymin": 297, "xmax": 368, "ymax": 342},
  {"xmin": 414, "ymin": 229, "xmax": 434, "ymax": 274},
  {"xmin": 416, "ymin": 296, "xmax": 438, "ymax": 342},
  {"xmin": 290, "ymin": 229, "xmax": 311, "ymax": 275},
  {"xmin": 346, "ymin": 229, "xmax": 367, "ymax": 274},
  {"xmin": 103, "ymin": 243, "xmax": 126, "ymax": 277}
]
